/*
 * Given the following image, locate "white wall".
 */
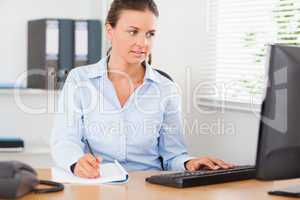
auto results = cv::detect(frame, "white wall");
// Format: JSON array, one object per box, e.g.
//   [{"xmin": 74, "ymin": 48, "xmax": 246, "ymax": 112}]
[
  {"xmin": 0, "ymin": 91, "xmax": 57, "ymax": 167},
  {"xmin": 0, "ymin": 0, "xmax": 107, "ymax": 167},
  {"xmin": 153, "ymin": 0, "xmax": 214, "ymax": 88},
  {"xmin": 0, "ymin": 0, "xmax": 261, "ymax": 168},
  {"xmin": 184, "ymin": 106, "xmax": 260, "ymax": 165},
  {"xmin": 152, "ymin": 0, "xmax": 260, "ymax": 165},
  {"xmin": 0, "ymin": 0, "xmax": 105, "ymax": 85}
]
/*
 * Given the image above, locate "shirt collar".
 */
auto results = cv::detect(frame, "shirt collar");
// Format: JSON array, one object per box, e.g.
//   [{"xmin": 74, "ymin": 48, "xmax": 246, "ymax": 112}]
[
  {"xmin": 143, "ymin": 60, "xmax": 160, "ymax": 83},
  {"xmin": 86, "ymin": 56, "xmax": 160, "ymax": 83},
  {"xmin": 86, "ymin": 57, "xmax": 108, "ymax": 79}
]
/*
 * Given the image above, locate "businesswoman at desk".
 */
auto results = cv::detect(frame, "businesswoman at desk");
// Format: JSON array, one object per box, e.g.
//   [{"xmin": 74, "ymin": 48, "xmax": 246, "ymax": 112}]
[{"xmin": 51, "ymin": 0, "xmax": 233, "ymax": 178}]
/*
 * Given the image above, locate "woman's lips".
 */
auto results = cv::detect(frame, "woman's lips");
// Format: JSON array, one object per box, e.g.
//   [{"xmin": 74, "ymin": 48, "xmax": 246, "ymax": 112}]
[{"xmin": 131, "ymin": 51, "xmax": 146, "ymax": 56}]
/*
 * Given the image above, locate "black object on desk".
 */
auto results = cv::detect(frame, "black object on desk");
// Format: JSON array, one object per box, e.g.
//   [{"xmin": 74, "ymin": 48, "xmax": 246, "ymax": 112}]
[
  {"xmin": 269, "ymin": 185, "xmax": 300, "ymax": 197},
  {"xmin": 146, "ymin": 165, "xmax": 256, "ymax": 188},
  {"xmin": 0, "ymin": 161, "xmax": 64, "ymax": 198}
]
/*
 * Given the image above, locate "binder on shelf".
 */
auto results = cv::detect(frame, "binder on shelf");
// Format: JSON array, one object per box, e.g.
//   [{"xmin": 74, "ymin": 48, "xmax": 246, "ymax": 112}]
[
  {"xmin": 87, "ymin": 20, "xmax": 102, "ymax": 65},
  {"xmin": 74, "ymin": 20, "xmax": 102, "ymax": 67},
  {"xmin": 58, "ymin": 19, "xmax": 74, "ymax": 89},
  {"xmin": 27, "ymin": 19, "xmax": 59, "ymax": 90},
  {"xmin": 0, "ymin": 136, "xmax": 24, "ymax": 152},
  {"xmin": 74, "ymin": 20, "xmax": 88, "ymax": 67},
  {"xmin": 28, "ymin": 18, "xmax": 102, "ymax": 90}
]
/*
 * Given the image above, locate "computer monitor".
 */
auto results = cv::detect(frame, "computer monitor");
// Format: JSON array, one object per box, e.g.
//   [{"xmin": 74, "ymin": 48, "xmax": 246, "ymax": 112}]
[{"xmin": 256, "ymin": 44, "xmax": 300, "ymax": 180}]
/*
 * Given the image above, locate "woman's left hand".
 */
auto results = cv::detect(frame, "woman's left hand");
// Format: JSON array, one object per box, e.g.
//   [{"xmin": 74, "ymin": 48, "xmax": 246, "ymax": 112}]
[{"xmin": 185, "ymin": 156, "xmax": 234, "ymax": 171}]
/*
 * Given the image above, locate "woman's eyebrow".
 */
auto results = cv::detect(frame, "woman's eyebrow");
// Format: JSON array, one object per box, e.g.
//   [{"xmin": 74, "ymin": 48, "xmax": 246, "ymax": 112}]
[
  {"xmin": 128, "ymin": 26, "xmax": 139, "ymax": 29},
  {"xmin": 128, "ymin": 26, "xmax": 156, "ymax": 32}
]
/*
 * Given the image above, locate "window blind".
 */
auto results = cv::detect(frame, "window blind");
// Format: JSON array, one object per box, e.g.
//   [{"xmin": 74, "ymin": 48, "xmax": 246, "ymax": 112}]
[{"xmin": 204, "ymin": 0, "xmax": 300, "ymax": 104}]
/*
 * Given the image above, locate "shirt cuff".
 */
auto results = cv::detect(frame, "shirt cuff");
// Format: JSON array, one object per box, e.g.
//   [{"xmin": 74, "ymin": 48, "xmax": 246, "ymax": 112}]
[
  {"xmin": 51, "ymin": 145, "xmax": 84, "ymax": 173},
  {"xmin": 171, "ymin": 154, "xmax": 195, "ymax": 171},
  {"xmin": 70, "ymin": 162, "xmax": 77, "ymax": 173}
]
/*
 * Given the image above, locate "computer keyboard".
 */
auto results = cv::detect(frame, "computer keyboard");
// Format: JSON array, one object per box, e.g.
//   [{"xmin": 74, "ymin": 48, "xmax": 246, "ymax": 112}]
[{"xmin": 145, "ymin": 165, "xmax": 256, "ymax": 188}]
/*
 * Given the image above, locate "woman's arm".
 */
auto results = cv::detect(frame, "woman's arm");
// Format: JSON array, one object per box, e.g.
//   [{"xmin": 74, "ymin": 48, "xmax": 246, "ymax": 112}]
[
  {"xmin": 158, "ymin": 83, "xmax": 234, "ymax": 171},
  {"xmin": 50, "ymin": 69, "xmax": 85, "ymax": 173},
  {"xmin": 158, "ymin": 84, "xmax": 193, "ymax": 171}
]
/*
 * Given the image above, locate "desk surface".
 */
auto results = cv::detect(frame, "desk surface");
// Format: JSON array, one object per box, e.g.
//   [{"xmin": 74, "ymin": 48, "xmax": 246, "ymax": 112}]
[{"xmin": 20, "ymin": 169, "xmax": 300, "ymax": 200}]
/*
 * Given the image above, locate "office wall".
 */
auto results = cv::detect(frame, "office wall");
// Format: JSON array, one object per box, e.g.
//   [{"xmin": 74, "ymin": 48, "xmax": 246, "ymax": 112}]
[
  {"xmin": 0, "ymin": 0, "xmax": 260, "ymax": 167},
  {"xmin": 0, "ymin": 0, "xmax": 107, "ymax": 167},
  {"xmin": 151, "ymin": 0, "xmax": 260, "ymax": 165},
  {"xmin": 184, "ymin": 107, "xmax": 260, "ymax": 165},
  {"xmin": 0, "ymin": 0, "xmax": 105, "ymax": 85},
  {"xmin": 0, "ymin": 92, "xmax": 56, "ymax": 167}
]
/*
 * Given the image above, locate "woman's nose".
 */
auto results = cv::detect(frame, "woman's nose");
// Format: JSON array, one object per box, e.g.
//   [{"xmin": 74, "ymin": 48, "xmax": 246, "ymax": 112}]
[{"xmin": 136, "ymin": 35, "xmax": 148, "ymax": 47}]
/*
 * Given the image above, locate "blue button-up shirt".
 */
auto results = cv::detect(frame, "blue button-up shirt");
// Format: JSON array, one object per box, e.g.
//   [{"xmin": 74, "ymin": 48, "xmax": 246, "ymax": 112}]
[{"xmin": 51, "ymin": 56, "xmax": 192, "ymax": 172}]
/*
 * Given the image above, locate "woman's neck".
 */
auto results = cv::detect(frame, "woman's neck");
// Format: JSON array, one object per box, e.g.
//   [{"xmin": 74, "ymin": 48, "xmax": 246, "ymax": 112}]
[{"xmin": 107, "ymin": 52, "xmax": 145, "ymax": 82}]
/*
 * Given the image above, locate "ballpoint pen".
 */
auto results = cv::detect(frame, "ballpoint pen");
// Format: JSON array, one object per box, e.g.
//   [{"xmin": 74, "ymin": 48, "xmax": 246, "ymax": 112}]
[{"xmin": 83, "ymin": 138, "xmax": 97, "ymax": 159}]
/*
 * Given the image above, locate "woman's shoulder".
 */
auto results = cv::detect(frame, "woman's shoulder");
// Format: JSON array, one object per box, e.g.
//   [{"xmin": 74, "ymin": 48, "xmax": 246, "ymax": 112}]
[
  {"xmin": 150, "ymin": 67, "xmax": 180, "ymax": 97},
  {"xmin": 67, "ymin": 58, "xmax": 107, "ymax": 81},
  {"xmin": 152, "ymin": 68, "xmax": 177, "ymax": 90},
  {"xmin": 153, "ymin": 68, "xmax": 173, "ymax": 82}
]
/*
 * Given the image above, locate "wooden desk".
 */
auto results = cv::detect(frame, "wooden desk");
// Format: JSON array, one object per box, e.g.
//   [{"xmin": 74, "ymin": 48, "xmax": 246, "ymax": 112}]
[{"xmin": 20, "ymin": 169, "xmax": 300, "ymax": 200}]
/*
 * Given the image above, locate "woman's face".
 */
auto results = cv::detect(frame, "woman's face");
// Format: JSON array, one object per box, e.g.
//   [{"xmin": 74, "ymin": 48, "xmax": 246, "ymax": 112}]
[{"xmin": 106, "ymin": 9, "xmax": 157, "ymax": 65}]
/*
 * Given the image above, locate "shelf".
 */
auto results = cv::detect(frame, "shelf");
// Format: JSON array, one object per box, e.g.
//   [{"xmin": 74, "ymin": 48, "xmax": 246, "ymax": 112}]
[
  {"xmin": 0, "ymin": 147, "xmax": 50, "ymax": 155},
  {"xmin": 0, "ymin": 89, "xmax": 60, "ymax": 95}
]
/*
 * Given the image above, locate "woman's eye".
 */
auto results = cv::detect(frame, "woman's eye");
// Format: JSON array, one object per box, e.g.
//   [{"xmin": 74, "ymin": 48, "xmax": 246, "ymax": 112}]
[
  {"xmin": 146, "ymin": 32, "xmax": 155, "ymax": 38},
  {"xmin": 129, "ymin": 30, "xmax": 138, "ymax": 36}
]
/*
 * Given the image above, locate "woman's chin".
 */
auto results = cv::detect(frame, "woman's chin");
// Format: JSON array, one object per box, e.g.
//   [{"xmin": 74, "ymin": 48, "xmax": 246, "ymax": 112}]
[{"xmin": 127, "ymin": 57, "xmax": 146, "ymax": 65}]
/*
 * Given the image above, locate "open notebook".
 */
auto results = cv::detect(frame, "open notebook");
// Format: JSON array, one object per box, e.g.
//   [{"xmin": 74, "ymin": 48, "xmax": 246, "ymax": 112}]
[{"xmin": 51, "ymin": 160, "xmax": 128, "ymax": 184}]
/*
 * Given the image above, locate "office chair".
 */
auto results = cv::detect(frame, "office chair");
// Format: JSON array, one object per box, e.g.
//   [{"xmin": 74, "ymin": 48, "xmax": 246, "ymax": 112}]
[{"xmin": 153, "ymin": 68, "xmax": 173, "ymax": 171}]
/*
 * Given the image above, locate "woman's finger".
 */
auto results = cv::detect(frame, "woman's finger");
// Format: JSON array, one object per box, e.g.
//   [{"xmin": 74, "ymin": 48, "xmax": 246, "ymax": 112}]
[
  {"xmin": 96, "ymin": 156, "xmax": 102, "ymax": 163},
  {"xmin": 196, "ymin": 159, "xmax": 219, "ymax": 170},
  {"xmin": 80, "ymin": 160, "xmax": 99, "ymax": 178},
  {"xmin": 77, "ymin": 164, "xmax": 92, "ymax": 178},
  {"xmin": 86, "ymin": 154, "xmax": 100, "ymax": 169},
  {"xmin": 213, "ymin": 158, "xmax": 235, "ymax": 169},
  {"xmin": 210, "ymin": 158, "xmax": 230, "ymax": 169}
]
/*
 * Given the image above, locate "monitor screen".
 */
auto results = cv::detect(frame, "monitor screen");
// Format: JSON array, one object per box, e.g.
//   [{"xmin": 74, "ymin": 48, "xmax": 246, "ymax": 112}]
[{"xmin": 256, "ymin": 44, "xmax": 300, "ymax": 180}]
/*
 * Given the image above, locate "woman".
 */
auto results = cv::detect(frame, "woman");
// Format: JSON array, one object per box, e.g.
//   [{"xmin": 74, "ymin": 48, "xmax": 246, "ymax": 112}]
[{"xmin": 51, "ymin": 0, "xmax": 233, "ymax": 178}]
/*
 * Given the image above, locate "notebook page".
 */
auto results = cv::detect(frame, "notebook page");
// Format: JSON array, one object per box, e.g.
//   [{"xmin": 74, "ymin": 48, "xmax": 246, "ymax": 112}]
[{"xmin": 51, "ymin": 160, "xmax": 128, "ymax": 184}]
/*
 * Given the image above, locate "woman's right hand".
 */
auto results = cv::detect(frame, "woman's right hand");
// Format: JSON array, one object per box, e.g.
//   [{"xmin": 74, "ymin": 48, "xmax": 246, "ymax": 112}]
[{"xmin": 74, "ymin": 154, "xmax": 102, "ymax": 178}]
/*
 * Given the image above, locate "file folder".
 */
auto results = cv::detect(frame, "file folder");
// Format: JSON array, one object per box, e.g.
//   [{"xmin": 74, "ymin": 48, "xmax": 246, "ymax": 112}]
[
  {"xmin": 74, "ymin": 20, "xmax": 102, "ymax": 67},
  {"xmin": 28, "ymin": 18, "xmax": 102, "ymax": 89},
  {"xmin": 27, "ymin": 19, "xmax": 59, "ymax": 89},
  {"xmin": 74, "ymin": 20, "xmax": 88, "ymax": 67},
  {"xmin": 58, "ymin": 19, "xmax": 74, "ymax": 89},
  {"xmin": 87, "ymin": 20, "xmax": 102, "ymax": 64}
]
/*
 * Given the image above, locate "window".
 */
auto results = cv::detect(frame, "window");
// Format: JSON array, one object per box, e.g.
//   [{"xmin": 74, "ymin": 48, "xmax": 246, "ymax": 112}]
[{"xmin": 204, "ymin": 0, "xmax": 300, "ymax": 105}]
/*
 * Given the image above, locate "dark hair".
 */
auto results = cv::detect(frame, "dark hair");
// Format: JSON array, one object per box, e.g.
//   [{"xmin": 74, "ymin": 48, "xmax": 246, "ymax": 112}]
[{"xmin": 105, "ymin": 0, "xmax": 159, "ymax": 65}]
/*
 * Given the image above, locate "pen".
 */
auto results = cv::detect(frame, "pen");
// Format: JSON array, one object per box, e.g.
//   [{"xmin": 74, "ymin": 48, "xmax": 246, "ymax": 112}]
[{"xmin": 84, "ymin": 138, "xmax": 97, "ymax": 159}]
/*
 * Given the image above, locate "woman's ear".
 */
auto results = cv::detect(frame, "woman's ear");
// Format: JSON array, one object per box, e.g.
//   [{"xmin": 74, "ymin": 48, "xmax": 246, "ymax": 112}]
[{"xmin": 105, "ymin": 23, "xmax": 113, "ymax": 42}]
